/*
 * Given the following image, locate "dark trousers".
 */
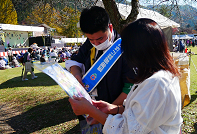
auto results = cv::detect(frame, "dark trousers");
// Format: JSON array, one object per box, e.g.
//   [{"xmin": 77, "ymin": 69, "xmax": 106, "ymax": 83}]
[{"xmin": 8, "ymin": 55, "xmax": 13, "ymax": 62}]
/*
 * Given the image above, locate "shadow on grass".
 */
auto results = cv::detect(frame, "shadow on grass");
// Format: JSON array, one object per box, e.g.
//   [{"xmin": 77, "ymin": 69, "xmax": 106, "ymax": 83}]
[
  {"xmin": 188, "ymin": 95, "xmax": 197, "ymax": 134},
  {"xmin": 6, "ymin": 97, "xmax": 81, "ymax": 134},
  {"xmin": 190, "ymin": 95, "xmax": 197, "ymax": 104},
  {"xmin": 0, "ymin": 72, "xmax": 58, "ymax": 89},
  {"xmin": 191, "ymin": 122, "xmax": 197, "ymax": 134}
]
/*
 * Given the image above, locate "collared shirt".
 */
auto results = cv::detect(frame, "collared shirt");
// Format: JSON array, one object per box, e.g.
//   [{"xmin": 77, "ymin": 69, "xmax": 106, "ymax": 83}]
[
  {"xmin": 66, "ymin": 29, "xmax": 135, "ymax": 103},
  {"xmin": 50, "ymin": 52, "xmax": 58, "ymax": 58},
  {"xmin": 103, "ymin": 70, "xmax": 182, "ymax": 134},
  {"xmin": 7, "ymin": 50, "xmax": 13, "ymax": 56}
]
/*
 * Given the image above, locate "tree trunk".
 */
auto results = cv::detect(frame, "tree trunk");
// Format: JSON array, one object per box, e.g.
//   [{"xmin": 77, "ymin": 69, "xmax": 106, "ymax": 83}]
[{"xmin": 102, "ymin": 0, "xmax": 139, "ymax": 33}]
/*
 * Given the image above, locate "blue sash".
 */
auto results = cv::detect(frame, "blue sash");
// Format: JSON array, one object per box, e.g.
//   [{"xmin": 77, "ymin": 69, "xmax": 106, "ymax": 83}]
[{"xmin": 82, "ymin": 38, "xmax": 122, "ymax": 93}]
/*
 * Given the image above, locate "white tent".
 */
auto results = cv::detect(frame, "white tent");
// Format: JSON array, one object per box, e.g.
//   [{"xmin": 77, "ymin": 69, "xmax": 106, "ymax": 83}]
[
  {"xmin": 54, "ymin": 38, "xmax": 87, "ymax": 43},
  {"xmin": 173, "ymin": 35, "xmax": 180, "ymax": 39},
  {"xmin": 96, "ymin": 1, "xmax": 180, "ymax": 29},
  {"xmin": 60, "ymin": 38, "xmax": 87, "ymax": 43},
  {"xmin": 96, "ymin": 1, "xmax": 180, "ymax": 51},
  {"xmin": 0, "ymin": 23, "xmax": 44, "ymax": 32},
  {"xmin": 179, "ymin": 35, "xmax": 193, "ymax": 40}
]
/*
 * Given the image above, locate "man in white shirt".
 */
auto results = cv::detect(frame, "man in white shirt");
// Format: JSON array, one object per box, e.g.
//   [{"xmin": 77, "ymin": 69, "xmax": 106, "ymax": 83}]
[
  {"xmin": 50, "ymin": 49, "xmax": 58, "ymax": 62},
  {"xmin": 65, "ymin": 6, "xmax": 135, "ymax": 133}
]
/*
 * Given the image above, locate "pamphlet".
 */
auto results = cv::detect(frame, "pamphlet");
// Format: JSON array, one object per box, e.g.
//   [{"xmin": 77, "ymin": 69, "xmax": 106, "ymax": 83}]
[{"xmin": 33, "ymin": 62, "xmax": 92, "ymax": 103}]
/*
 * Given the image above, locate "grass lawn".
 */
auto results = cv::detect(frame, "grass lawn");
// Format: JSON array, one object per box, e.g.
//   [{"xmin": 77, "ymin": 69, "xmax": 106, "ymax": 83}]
[
  {"xmin": 0, "ymin": 62, "xmax": 80, "ymax": 134},
  {"xmin": 0, "ymin": 48, "xmax": 197, "ymax": 133},
  {"xmin": 181, "ymin": 46, "xmax": 197, "ymax": 134}
]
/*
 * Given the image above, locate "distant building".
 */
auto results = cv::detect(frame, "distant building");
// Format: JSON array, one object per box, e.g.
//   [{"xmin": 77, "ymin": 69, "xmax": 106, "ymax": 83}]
[
  {"xmin": 0, "ymin": 23, "xmax": 44, "ymax": 47},
  {"xmin": 37, "ymin": 24, "xmax": 56, "ymax": 36}
]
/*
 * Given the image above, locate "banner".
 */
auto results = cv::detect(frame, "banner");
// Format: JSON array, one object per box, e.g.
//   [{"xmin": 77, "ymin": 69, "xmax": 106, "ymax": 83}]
[
  {"xmin": 0, "ymin": 32, "xmax": 5, "ymax": 42},
  {"xmin": 82, "ymin": 38, "xmax": 122, "ymax": 93}
]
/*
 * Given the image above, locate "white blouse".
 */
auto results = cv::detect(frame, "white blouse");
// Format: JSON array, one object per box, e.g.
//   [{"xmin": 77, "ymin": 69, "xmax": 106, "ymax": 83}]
[{"xmin": 103, "ymin": 70, "xmax": 183, "ymax": 134}]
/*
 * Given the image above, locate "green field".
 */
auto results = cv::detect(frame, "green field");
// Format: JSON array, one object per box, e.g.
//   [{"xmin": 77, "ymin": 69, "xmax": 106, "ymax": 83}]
[
  {"xmin": 181, "ymin": 47, "xmax": 197, "ymax": 134},
  {"xmin": 0, "ymin": 63, "xmax": 80, "ymax": 134},
  {"xmin": 0, "ymin": 48, "xmax": 197, "ymax": 133}
]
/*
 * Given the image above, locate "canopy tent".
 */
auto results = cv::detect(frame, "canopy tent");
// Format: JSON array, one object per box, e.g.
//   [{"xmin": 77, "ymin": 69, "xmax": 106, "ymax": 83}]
[
  {"xmin": 96, "ymin": 1, "xmax": 180, "ymax": 29},
  {"xmin": 96, "ymin": 1, "xmax": 180, "ymax": 51},
  {"xmin": 173, "ymin": 35, "xmax": 195, "ymax": 40},
  {"xmin": 179, "ymin": 35, "xmax": 193, "ymax": 40},
  {"xmin": 0, "ymin": 23, "xmax": 44, "ymax": 32},
  {"xmin": 173, "ymin": 35, "xmax": 180, "ymax": 40},
  {"xmin": 56, "ymin": 38, "xmax": 87, "ymax": 43}
]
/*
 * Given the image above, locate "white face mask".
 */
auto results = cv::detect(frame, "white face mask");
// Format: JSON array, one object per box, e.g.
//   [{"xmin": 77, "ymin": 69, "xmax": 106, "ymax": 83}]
[{"xmin": 91, "ymin": 30, "xmax": 112, "ymax": 50}]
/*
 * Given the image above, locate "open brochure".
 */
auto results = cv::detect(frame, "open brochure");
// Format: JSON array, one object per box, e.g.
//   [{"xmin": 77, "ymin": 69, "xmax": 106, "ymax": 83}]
[{"xmin": 33, "ymin": 62, "xmax": 92, "ymax": 103}]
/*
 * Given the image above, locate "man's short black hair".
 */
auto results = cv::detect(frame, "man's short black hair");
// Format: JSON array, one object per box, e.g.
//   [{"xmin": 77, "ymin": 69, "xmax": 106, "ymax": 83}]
[{"xmin": 80, "ymin": 6, "xmax": 110, "ymax": 34}]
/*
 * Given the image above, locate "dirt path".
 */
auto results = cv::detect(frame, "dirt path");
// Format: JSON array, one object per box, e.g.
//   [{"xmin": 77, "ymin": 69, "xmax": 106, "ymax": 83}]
[{"xmin": 0, "ymin": 103, "xmax": 21, "ymax": 134}]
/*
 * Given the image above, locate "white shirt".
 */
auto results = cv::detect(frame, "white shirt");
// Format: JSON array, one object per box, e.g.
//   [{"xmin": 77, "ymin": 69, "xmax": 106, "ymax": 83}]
[
  {"xmin": 7, "ymin": 49, "xmax": 13, "ymax": 56},
  {"xmin": 66, "ymin": 51, "xmax": 71, "ymax": 57},
  {"xmin": 103, "ymin": 70, "xmax": 183, "ymax": 134},
  {"xmin": 50, "ymin": 52, "xmax": 58, "ymax": 57},
  {"xmin": 0, "ymin": 59, "xmax": 6, "ymax": 68}
]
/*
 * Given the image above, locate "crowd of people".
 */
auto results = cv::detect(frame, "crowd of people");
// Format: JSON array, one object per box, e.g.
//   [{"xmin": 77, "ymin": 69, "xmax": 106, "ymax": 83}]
[
  {"xmin": 0, "ymin": 47, "xmax": 21, "ymax": 70},
  {"xmin": 173, "ymin": 39, "xmax": 197, "ymax": 52},
  {"xmin": 31, "ymin": 45, "xmax": 79, "ymax": 63},
  {"xmin": 0, "ymin": 45, "xmax": 79, "ymax": 70}
]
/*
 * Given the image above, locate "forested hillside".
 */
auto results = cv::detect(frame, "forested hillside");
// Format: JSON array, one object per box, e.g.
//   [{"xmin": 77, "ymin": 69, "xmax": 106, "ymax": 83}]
[{"xmin": 146, "ymin": 5, "xmax": 197, "ymax": 30}]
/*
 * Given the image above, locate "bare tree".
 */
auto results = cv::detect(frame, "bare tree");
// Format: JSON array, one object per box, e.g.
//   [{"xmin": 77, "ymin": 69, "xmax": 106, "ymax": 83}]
[{"xmin": 102, "ymin": 0, "xmax": 139, "ymax": 33}]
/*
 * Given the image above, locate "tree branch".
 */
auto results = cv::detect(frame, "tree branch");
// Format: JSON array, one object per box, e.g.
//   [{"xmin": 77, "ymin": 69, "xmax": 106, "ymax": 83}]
[
  {"xmin": 102, "ymin": 0, "xmax": 123, "ymax": 33},
  {"xmin": 125, "ymin": 0, "xmax": 139, "ymax": 24}
]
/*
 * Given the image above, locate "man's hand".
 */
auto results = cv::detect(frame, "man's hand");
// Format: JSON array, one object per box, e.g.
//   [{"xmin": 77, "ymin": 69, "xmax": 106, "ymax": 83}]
[
  {"xmin": 69, "ymin": 96, "xmax": 92, "ymax": 115},
  {"xmin": 74, "ymin": 74, "xmax": 84, "ymax": 87},
  {"xmin": 70, "ymin": 66, "xmax": 84, "ymax": 86}
]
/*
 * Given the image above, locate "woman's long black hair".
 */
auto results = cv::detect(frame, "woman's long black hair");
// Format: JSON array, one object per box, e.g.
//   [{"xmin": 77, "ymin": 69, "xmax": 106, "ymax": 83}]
[{"xmin": 121, "ymin": 18, "xmax": 180, "ymax": 84}]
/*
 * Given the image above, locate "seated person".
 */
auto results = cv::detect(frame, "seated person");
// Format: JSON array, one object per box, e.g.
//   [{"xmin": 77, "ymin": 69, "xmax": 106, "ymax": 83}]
[
  {"xmin": 3, "ymin": 56, "xmax": 8, "ymax": 66},
  {"xmin": 0, "ymin": 57, "xmax": 6, "ymax": 70},
  {"xmin": 58, "ymin": 49, "xmax": 63, "ymax": 57},
  {"xmin": 66, "ymin": 50, "xmax": 71, "ymax": 59},
  {"xmin": 60, "ymin": 51, "xmax": 67, "ymax": 62},
  {"xmin": 49, "ymin": 50, "xmax": 58, "ymax": 62},
  {"xmin": 35, "ymin": 48, "xmax": 41, "ymax": 60},
  {"xmin": 40, "ymin": 54, "xmax": 46, "ymax": 62},
  {"xmin": 10, "ymin": 57, "xmax": 20, "ymax": 67},
  {"xmin": 20, "ymin": 51, "xmax": 24, "ymax": 56}
]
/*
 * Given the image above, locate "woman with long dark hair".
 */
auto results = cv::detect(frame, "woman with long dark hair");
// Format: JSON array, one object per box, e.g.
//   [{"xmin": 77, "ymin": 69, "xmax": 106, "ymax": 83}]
[{"xmin": 69, "ymin": 18, "xmax": 182, "ymax": 134}]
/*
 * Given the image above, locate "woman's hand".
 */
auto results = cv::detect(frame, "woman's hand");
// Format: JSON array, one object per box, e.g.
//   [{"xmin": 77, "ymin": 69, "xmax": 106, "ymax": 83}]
[
  {"xmin": 92, "ymin": 100, "xmax": 118, "ymax": 115},
  {"xmin": 69, "ymin": 98, "xmax": 110, "ymax": 125},
  {"xmin": 69, "ymin": 96, "xmax": 93, "ymax": 115},
  {"xmin": 86, "ymin": 101, "xmax": 117, "ymax": 125}
]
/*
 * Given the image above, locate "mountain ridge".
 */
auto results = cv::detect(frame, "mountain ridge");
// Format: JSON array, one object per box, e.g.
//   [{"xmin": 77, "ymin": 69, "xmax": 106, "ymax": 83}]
[{"xmin": 146, "ymin": 5, "xmax": 197, "ymax": 29}]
